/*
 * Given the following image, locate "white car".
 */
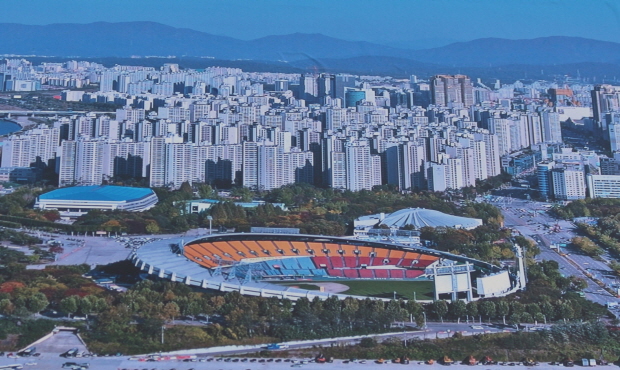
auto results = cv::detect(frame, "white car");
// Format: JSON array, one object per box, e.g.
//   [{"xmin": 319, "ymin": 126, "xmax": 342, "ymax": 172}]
[{"xmin": 471, "ymin": 325, "xmax": 484, "ymax": 330}]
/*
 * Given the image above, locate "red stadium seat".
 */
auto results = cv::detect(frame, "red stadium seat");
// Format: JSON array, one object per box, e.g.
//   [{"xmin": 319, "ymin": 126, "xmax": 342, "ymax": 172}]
[
  {"xmin": 313, "ymin": 256, "xmax": 330, "ymax": 268},
  {"xmin": 330, "ymin": 256, "xmax": 344, "ymax": 268},
  {"xmin": 359, "ymin": 269, "xmax": 374, "ymax": 278},
  {"xmin": 344, "ymin": 257, "xmax": 357, "ymax": 268},
  {"xmin": 405, "ymin": 270, "xmax": 424, "ymax": 278},
  {"xmin": 343, "ymin": 269, "xmax": 359, "ymax": 278},
  {"xmin": 389, "ymin": 270, "xmax": 404, "ymax": 279},
  {"xmin": 327, "ymin": 269, "xmax": 343, "ymax": 277},
  {"xmin": 374, "ymin": 269, "xmax": 389, "ymax": 278}
]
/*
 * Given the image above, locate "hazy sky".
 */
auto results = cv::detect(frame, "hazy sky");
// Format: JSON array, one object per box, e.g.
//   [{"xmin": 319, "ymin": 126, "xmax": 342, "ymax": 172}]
[{"xmin": 4, "ymin": 0, "xmax": 620, "ymax": 48}]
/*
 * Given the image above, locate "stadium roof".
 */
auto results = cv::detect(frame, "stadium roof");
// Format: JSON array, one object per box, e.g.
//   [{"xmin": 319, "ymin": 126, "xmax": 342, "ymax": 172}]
[
  {"xmin": 39, "ymin": 185, "xmax": 154, "ymax": 202},
  {"xmin": 376, "ymin": 208, "xmax": 482, "ymax": 230}
]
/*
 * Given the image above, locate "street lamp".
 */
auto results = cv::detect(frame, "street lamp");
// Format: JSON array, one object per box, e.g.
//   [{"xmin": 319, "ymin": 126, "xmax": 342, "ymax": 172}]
[{"xmin": 207, "ymin": 216, "xmax": 213, "ymax": 235}]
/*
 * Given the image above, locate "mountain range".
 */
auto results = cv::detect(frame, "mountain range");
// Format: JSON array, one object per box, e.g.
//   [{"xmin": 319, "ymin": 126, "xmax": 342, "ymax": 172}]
[{"xmin": 2, "ymin": 21, "xmax": 620, "ymax": 79}]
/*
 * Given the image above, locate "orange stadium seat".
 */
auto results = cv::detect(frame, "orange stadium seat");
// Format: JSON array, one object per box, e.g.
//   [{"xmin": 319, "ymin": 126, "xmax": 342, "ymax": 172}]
[
  {"xmin": 340, "ymin": 244, "xmax": 357, "ymax": 255},
  {"xmin": 291, "ymin": 241, "xmax": 310, "ymax": 254},
  {"xmin": 306, "ymin": 242, "xmax": 325, "ymax": 255},
  {"xmin": 256, "ymin": 240, "xmax": 279, "ymax": 255},
  {"xmin": 324, "ymin": 243, "xmax": 340, "ymax": 254},
  {"xmin": 374, "ymin": 248, "xmax": 389, "ymax": 258},
  {"xmin": 241, "ymin": 241, "xmax": 270, "ymax": 257},
  {"xmin": 194, "ymin": 244, "xmax": 220, "ymax": 261},
  {"xmin": 211, "ymin": 242, "xmax": 241, "ymax": 261},
  {"xmin": 184, "ymin": 246, "xmax": 217, "ymax": 268},
  {"xmin": 357, "ymin": 246, "xmax": 374, "ymax": 256},
  {"xmin": 273, "ymin": 240, "xmax": 296, "ymax": 255},
  {"xmin": 390, "ymin": 250, "xmax": 406, "ymax": 259},
  {"xmin": 227, "ymin": 240, "xmax": 247, "ymax": 254}
]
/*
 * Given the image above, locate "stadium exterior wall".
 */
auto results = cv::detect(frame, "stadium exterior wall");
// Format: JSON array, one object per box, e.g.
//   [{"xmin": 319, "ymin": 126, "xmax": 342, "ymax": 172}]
[{"xmin": 131, "ymin": 234, "xmax": 520, "ymax": 302}]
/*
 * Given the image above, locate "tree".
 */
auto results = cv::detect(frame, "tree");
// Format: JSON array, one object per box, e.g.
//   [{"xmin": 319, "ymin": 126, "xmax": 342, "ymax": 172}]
[
  {"xmin": 78, "ymin": 296, "xmax": 94, "ymax": 317},
  {"xmin": 0, "ymin": 298, "xmax": 14, "ymax": 316},
  {"xmin": 230, "ymin": 187, "xmax": 253, "ymax": 202},
  {"xmin": 497, "ymin": 301, "xmax": 510, "ymax": 325},
  {"xmin": 432, "ymin": 300, "xmax": 448, "ymax": 323},
  {"xmin": 145, "ymin": 220, "xmax": 160, "ymax": 234},
  {"xmin": 449, "ymin": 300, "xmax": 467, "ymax": 323},
  {"xmin": 162, "ymin": 301, "xmax": 180, "ymax": 322},
  {"xmin": 556, "ymin": 302, "xmax": 574, "ymax": 323},
  {"xmin": 59, "ymin": 296, "xmax": 78, "ymax": 318},
  {"xmin": 540, "ymin": 301, "xmax": 555, "ymax": 321},
  {"xmin": 478, "ymin": 301, "xmax": 495, "ymax": 323},
  {"xmin": 360, "ymin": 337, "xmax": 377, "ymax": 348},
  {"xmin": 26, "ymin": 292, "xmax": 48, "ymax": 314},
  {"xmin": 405, "ymin": 300, "xmax": 423, "ymax": 318},
  {"xmin": 466, "ymin": 301, "xmax": 478, "ymax": 322}
]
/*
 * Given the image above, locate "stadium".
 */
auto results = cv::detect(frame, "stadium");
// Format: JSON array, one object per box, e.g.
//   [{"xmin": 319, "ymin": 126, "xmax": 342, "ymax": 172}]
[
  {"xmin": 34, "ymin": 185, "xmax": 158, "ymax": 218},
  {"xmin": 132, "ymin": 232, "xmax": 521, "ymax": 302}
]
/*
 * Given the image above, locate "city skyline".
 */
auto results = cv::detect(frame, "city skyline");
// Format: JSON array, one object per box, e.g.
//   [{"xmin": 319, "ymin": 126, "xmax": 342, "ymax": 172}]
[{"xmin": 3, "ymin": 0, "xmax": 620, "ymax": 49}]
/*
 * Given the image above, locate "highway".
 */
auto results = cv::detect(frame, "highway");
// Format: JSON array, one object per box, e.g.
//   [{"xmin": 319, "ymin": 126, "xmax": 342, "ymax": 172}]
[{"xmin": 487, "ymin": 195, "xmax": 620, "ymax": 309}]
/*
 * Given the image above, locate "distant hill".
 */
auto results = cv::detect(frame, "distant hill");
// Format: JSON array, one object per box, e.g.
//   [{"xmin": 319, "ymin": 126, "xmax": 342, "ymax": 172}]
[
  {"xmin": 3, "ymin": 22, "xmax": 620, "ymax": 67},
  {"xmin": 410, "ymin": 36, "xmax": 620, "ymax": 67},
  {"xmin": 2, "ymin": 21, "xmax": 620, "ymax": 81},
  {"xmin": 0, "ymin": 21, "xmax": 408, "ymax": 61}
]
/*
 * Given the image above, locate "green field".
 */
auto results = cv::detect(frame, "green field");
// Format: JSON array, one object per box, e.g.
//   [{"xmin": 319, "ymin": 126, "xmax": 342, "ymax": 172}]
[
  {"xmin": 338, "ymin": 280, "xmax": 434, "ymax": 300},
  {"xmin": 272, "ymin": 280, "xmax": 434, "ymax": 300}
]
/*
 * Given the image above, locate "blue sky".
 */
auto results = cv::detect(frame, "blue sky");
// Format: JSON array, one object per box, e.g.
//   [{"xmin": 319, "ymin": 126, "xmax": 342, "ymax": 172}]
[{"xmin": 4, "ymin": 0, "xmax": 620, "ymax": 48}]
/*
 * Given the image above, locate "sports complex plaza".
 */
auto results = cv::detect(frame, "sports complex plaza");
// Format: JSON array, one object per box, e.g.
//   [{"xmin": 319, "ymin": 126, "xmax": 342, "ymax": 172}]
[{"xmin": 132, "ymin": 228, "xmax": 523, "ymax": 302}]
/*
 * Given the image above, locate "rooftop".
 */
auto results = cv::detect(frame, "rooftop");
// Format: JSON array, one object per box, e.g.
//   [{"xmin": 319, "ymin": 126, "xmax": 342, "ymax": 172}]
[
  {"xmin": 38, "ymin": 185, "xmax": 155, "ymax": 202},
  {"xmin": 357, "ymin": 207, "xmax": 483, "ymax": 230}
]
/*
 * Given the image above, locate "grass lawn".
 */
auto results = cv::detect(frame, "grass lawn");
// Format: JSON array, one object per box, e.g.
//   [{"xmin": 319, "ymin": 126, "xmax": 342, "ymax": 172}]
[
  {"xmin": 270, "ymin": 280, "xmax": 434, "ymax": 300},
  {"xmin": 338, "ymin": 280, "xmax": 434, "ymax": 300}
]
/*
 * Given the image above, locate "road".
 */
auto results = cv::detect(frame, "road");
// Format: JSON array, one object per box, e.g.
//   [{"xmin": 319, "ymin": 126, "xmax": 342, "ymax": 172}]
[
  {"xmin": 486, "ymin": 195, "xmax": 620, "ymax": 309},
  {"xmin": 0, "ymin": 357, "xmax": 599, "ymax": 370},
  {"xmin": 0, "ymin": 321, "xmax": 540, "ymax": 370}
]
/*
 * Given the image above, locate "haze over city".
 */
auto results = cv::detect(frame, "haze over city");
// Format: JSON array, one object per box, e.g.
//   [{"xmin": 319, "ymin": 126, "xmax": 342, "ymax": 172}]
[
  {"xmin": 4, "ymin": 0, "xmax": 620, "ymax": 49},
  {"xmin": 0, "ymin": 1, "xmax": 619, "ymax": 370}
]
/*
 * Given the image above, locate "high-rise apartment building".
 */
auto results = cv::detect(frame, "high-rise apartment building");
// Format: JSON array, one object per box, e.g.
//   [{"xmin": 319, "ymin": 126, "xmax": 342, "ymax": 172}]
[
  {"xmin": 430, "ymin": 75, "xmax": 474, "ymax": 107},
  {"xmin": 551, "ymin": 163, "xmax": 586, "ymax": 200}
]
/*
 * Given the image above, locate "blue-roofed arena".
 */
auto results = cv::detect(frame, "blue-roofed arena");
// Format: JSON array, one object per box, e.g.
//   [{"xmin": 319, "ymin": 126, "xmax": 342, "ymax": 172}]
[{"xmin": 35, "ymin": 185, "xmax": 158, "ymax": 218}]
